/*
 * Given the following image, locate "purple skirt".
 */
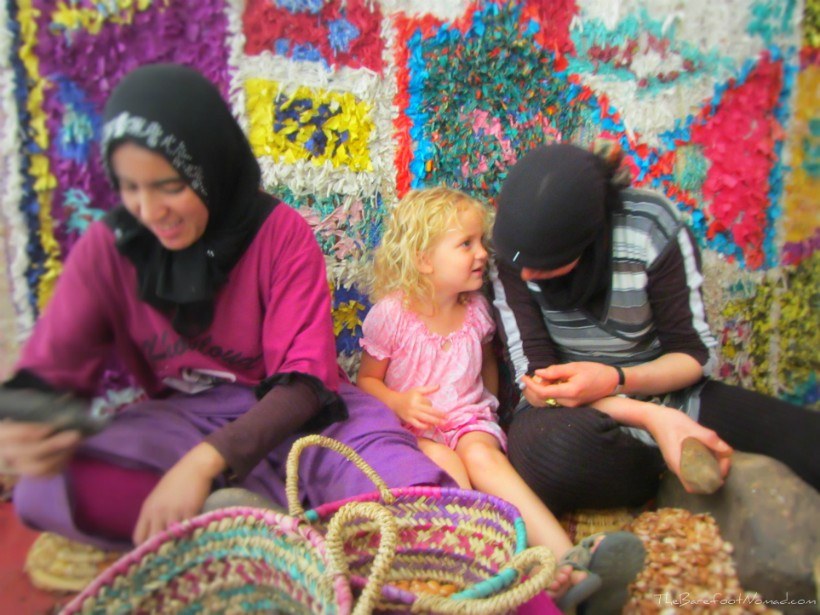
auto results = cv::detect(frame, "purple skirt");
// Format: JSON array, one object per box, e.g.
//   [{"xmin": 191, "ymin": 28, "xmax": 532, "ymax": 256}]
[{"xmin": 14, "ymin": 382, "xmax": 455, "ymax": 549}]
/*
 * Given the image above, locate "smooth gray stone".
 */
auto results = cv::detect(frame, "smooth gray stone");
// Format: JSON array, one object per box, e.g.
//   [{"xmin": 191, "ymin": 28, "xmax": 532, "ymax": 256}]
[
  {"xmin": 201, "ymin": 487, "xmax": 287, "ymax": 514},
  {"xmin": 657, "ymin": 452, "xmax": 819, "ymax": 614}
]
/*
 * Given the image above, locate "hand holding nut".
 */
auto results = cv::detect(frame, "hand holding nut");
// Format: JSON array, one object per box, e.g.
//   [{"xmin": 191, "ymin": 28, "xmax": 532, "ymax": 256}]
[{"xmin": 530, "ymin": 374, "xmax": 561, "ymax": 407}]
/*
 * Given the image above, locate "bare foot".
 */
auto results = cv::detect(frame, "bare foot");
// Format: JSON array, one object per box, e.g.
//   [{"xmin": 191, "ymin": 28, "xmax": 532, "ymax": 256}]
[
  {"xmin": 546, "ymin": 563, "xmax": 575, "ymax": 597},
  {"xmin": 546, "ymin": 535, "xmax": 605, "ymax": 599}
]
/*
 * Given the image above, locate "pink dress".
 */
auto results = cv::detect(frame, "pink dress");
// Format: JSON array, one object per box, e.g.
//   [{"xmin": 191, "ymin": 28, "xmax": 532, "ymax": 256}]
[{"xmin": 360, "ymin": 292, "xmax": 506, "ymax": 450}]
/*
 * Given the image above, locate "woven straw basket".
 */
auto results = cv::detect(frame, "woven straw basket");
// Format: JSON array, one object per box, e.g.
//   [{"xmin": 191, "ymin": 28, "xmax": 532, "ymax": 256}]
[
  {"xmin": 61, "ymin": 502, "xmax": 399, "ymax": 615},
  {"xmin": 25, "ymin": 532, "xmax": 122, "ymax": 593},
  {"xmin": 287, "ymin": 435, "xmax": 557, "ymax": 614}
]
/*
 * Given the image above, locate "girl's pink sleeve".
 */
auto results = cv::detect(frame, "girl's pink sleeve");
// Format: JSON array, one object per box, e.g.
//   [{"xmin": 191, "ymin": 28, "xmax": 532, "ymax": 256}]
[
  {"xmin": 473, "ymin": 293, "xmax": 496, "ymax": 345},
  {"xmin": 359, "ymin": 299, "xmax": 394, "ymax": 360}
]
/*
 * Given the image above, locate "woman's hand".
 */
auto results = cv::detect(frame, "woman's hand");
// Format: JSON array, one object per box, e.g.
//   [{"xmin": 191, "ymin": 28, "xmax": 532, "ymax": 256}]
[
  {"xmin": 644, "ymin": 405, "xmax": 732, "ymax": 487},
  {"xmin": 527, "ymin": 354, "xmax": 705, "ymax": 406},
  {"xmin": 524, "ymin": 362, "xmax": 618, "ymax": 407},
  {"xmin": 133, "ymin": 442, "xmax": 226, "ymax": 545},
  {"xmin": 0, "ymin": 421, "xmax": 82, "ymax": 476},
  {"xmin": 520, "ymin": 375, "xmax": 555, "ymax": 408},
  {"xmin": 393, "ymin": 385, "xmax": 446, "ymax": 430}
]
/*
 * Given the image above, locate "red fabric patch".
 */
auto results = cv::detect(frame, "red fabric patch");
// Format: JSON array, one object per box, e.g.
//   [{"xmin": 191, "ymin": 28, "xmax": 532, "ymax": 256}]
[
  {"xmin": 243, "ymin": 0, "xmax": 385, "ymax": 73},
  {"xmin": 522, "ymin": 0, "xmax": 577, "ymax": 54},
  {"xmin": 691, "ymin": 54, "xmax": 783, "ymax": 269}
]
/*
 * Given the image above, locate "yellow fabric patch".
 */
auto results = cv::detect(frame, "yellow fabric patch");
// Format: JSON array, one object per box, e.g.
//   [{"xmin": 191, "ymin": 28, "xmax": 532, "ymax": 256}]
[
  {"xmin": 51, "ymin": 0, "xmax": 165, "ymax": 35},
  {"xmin": 782, "ymin": 64, "xmax": 820, "ymax": 244},
  {"xmin": 245, "ymin": 79, "xmax": 374, "ymax": 172}
]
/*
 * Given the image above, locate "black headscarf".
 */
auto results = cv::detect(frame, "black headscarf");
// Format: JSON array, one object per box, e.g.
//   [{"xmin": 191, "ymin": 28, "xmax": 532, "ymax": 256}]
[
  {"xmin": 493, "ymin": 143, "xmax": 623, "ymax": 315},
  {"xmin": 101, "ymin": 63, "xmax": 273, "ymax": 337}
]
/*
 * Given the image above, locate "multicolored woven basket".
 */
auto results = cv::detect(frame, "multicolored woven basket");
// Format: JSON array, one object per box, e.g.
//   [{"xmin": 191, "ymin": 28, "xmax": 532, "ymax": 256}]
[
  {"xmin": 60, "ymin": 502, "xmax": 398, "ymax": 615},
  {"xmin": 287, "ymin": 435, "xmax": 557, "ymax": 614}
]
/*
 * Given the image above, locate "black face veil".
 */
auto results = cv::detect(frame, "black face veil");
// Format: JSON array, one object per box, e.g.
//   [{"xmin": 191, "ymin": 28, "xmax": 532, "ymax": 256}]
[
  {"xmin": 101, "ymin": 63, "xmax": 272, "ymax": 337},
  {"xmin": 493, "ymin": 143, "xmax": 622, "ymax": 314}
]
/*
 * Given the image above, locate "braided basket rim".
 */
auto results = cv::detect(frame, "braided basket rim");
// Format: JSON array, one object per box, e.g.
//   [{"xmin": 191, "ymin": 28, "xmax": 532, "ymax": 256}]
[
  {"xmin": 304, "ymin": 485, "xmax": 530, "ymax": 606},
  {"xmin": 61, "ymin": 506, "xmax": 353, "ymax": 614}
]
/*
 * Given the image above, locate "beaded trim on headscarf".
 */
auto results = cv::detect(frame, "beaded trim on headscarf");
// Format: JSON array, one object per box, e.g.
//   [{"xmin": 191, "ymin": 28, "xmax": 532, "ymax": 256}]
[{"xmin": 102, "ymin": 111, "xmax": 207, "ymax": 197}]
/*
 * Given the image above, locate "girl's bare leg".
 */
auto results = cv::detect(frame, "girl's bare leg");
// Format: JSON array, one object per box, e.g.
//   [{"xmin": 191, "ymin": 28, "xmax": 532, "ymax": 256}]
[
  {"xmin": 417, "ymin": 437, "xmax": 471, "ymax": 488},
  {"xmin": 456, "ymin": 431, "xmax": 571, "ymax": 553},
  {"xmin": 455, "ymin": 431, "xmax": 581, "ymax": 595}
]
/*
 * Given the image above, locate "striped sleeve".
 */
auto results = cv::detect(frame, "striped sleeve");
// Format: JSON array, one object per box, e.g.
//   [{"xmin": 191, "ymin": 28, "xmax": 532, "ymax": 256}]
[
  {"xmin": 646, "ymin": 225, "xmax": 718, "ymax": 374},
  {"xmin": 489, "ymin": 259, "xmax": 559, "ymax": 387}
]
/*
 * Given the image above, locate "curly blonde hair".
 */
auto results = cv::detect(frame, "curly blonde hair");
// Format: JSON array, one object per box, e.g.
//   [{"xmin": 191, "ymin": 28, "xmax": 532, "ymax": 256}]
[{"xmin": 370, "ymin": 186, "xmax": 492, "ymax": 306}]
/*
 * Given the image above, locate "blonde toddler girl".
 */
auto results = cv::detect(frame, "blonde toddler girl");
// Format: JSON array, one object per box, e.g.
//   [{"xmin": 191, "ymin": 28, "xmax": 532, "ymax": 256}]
[{"xmin": 357, "ymin": 186, "xmax": 645, "ymax": 612}]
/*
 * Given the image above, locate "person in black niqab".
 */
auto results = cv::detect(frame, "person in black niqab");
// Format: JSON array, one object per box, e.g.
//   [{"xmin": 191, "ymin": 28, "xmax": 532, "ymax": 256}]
[{"xmin": 490, "ymin": 140, "xmax": 819, "ymax": 522}]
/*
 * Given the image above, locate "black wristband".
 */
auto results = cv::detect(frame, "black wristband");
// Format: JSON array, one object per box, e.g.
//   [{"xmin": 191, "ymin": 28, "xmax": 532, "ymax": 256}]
[{"xmin": 612, "ymin": 365, "xmax": 626, "ymax": 395}]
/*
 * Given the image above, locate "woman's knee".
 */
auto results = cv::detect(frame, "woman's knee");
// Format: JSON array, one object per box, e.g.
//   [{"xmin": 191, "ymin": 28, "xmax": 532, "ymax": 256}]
[
  {"xmin": 507, "ymin": 405, "xmax": 615, "ymax": 463},
  {"xmin": 12, "ymin": 478, "xmax": 39, "ymax": 527},
  {"xmin": 505, "ymin": 405, "xmax": 663, "ymax": 511},
  {"xmin": 13, "ymin": 474, "xmax": 67, "ymax": 533}
]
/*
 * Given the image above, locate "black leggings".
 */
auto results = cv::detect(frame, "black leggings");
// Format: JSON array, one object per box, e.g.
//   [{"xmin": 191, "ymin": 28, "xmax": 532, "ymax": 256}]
[{"xmin": 506, "ymin": 380, "xmax": 819, "ymax": 516}]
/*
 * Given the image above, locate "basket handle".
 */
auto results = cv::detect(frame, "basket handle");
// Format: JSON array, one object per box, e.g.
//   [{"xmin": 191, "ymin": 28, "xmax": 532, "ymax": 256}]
[
  {"xmin": 325, "ymin": 501, "xmax": 398, "ymax": 615},
  {"xmin": 412, "ymin": 545, "xmax": 557, "ymax": 614},
  {"xmin": 286, "ymin": 434, "xmax": 395, "ymax": 516}
]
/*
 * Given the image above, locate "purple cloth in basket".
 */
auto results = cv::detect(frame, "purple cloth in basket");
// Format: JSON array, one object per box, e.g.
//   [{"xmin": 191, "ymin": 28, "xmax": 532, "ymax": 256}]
[{"xmin": 14, "ymin": 382, "xmax": 455, "ymax": 549}]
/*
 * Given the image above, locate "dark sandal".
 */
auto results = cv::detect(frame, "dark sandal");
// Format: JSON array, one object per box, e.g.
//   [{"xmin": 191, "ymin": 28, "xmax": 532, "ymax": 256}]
[{"xmin": 556, "ymin": 531, "xmax": 646, "ymax": 614}]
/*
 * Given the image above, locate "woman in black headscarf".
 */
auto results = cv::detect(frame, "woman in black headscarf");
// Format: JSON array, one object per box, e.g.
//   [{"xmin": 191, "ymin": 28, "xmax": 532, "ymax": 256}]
[
  {"xmin": 0, "ymin": 64, "xmax": 453, "ymax": 549},
  {"xmin": 491, "ymin": 141, "xmax": 819, "ymax": 514}
]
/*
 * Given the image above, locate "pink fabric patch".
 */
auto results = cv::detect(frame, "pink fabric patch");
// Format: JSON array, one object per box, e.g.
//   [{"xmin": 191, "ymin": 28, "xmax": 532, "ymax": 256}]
[
  {"xmin": 69, "ymin": 456, "xmax": 161, "ymax": 541},
  {"xmin": 517, "ymin": 590, "xmax": 562, "ymax": 615},
  {"xmin": 691, "ymin": 54, "xmax": 783, "ymax": 269}
]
